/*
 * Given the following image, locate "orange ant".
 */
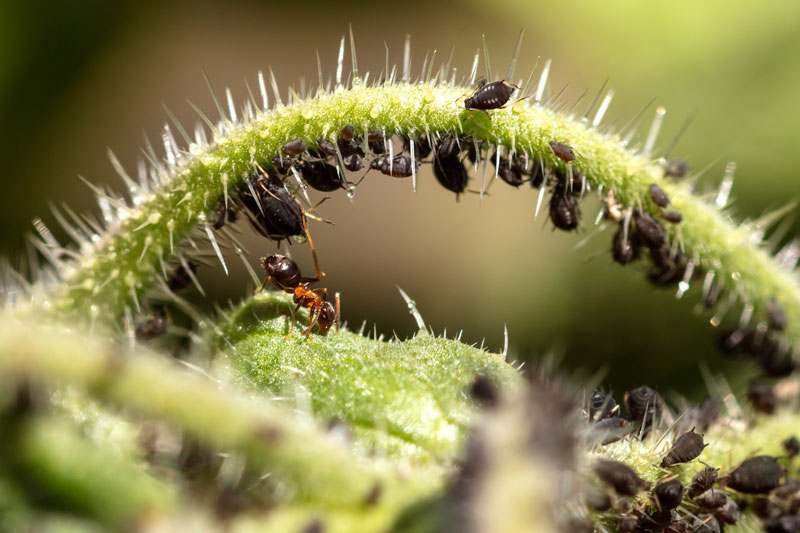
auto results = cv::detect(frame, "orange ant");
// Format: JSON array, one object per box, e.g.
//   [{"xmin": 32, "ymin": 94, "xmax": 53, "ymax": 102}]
[{"xmin": 261, "ymin": 254, "xmax": 338, "ymax": 335}]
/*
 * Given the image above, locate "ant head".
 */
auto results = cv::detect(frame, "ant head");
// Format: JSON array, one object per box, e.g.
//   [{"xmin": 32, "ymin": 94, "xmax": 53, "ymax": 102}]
[{"xmin": 262, "ymin": 254, "xmax": 302, "ymax": 289}]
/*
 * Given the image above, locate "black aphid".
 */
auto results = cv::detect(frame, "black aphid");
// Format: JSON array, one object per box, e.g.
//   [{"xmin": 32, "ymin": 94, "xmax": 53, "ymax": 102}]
[
  {"xmin": 468, "ymin": 374, "xmax": 499, "ymax": 408},
  {"xmin": 433, "ymin": 144, "xmax": 469, "ymax": 197},
  {"xmin": 717, "ymin": 328, "xmax": 750, "ymax": 357},
  {"xmin": 340, "ymin": 125, "xmax": 355, "ymax": 141},
  {"xmin": 646, "ymin": 508, "xmax": 675, "ymax": 528},
  {"xmin": 337, "ymin": 126, "xmax": 364, "ymax": 158},
  {"xmin": 764, "ymin": 515, "xmax": 800, "ymax": 533},
  {"xmin": 527, "ymin": 161, "xmax": 546, "ymax": 188},
  {"xmin": 553, "ymin": 166, "xmax": 583, "ymax": 195},
  {"xmin": 367, "ymin": 131, "xmax": 386, "ymax": 154},
  {"xmin": 633, "ymin": 211, "xmax": 667, "ymax": 249},
  {"xmin": 549, "ymin": 191, "xmax": 581, "ymax": 231},
  {"xmin": 588, "ymin": 417, "xmax": 634, "ymax": 445},
  {"xmin": 403, "ymin": 136, "xmax": 433, "ymax": 159},
  {"xmin": 688, "ymin": 466, "xmax": 719, "ymax": 498},
  {"xmin": 271, "ymin": 154, "xmax": 294, "ymax": 175},
  {"xmin": 772, "ymin": 479, "xmax": 800, "ymax": 500},
  {"xmin": 747, "ymin": 381, "xmax": 777, "ymax": 414},
  {"xmin": 759, "ymin": 349, "xmax": 796, "ymax": 378},
  {"xmin": 624, "ymin": 385, "xmax": 662, "ymax": 434},
  {"xmin": 589, "ymin": 390, "xmax": 618, "ymax": 421},
  {"xmin": 135, "ymin": 311, "xmax": 168, "ymax": 340},
  {"xmin": 664, "ymin": 159, "xmax": 689, "ymax": 178},
  {"xmin": 342, "ymin": 153, "xmax": 363, "ymax": 172},
  {"xmin": 282, "ymin": 139, "xmax": 306, "ymax": 156},
  {"xmin": 309, "ymin": 138, "xmax": 338, "ymax": 159},
  {"xmin": 648, "ymin": 183, "xmax": 671, "ymax": 207},
  {"xmin": 492, "ymin": 154, "xmax": 525, "ymax": 187},
  {"xmin": 167, "ymin": 261, "xmax": 198, "ymax": 292},
  {"xmin": 464, "ymin": 80, "xmax": 517, "ymax": 110},
  {"xmin": 593, "ymin": 459, "xmax": 649, "ymax": 496},
  {"xmin": 767, "ymin": 298, "xmax": 788, "ymax": 332},
  {"xmin": 549, "ymin": 140, "xmax": 576, "ymax": 163},
  {"xmin": 694, "ymin": 488, "xmax": 727, "ymax": 509},
  {"xmin": 716, "ymin": 497, "xmax": 741, "ymax": 525},
  {"xmin": 612, "ymin": 225, "xmax": 640, "ymax": 265},
  {"xmin": 300, "ymin": 161, "xmax": 346, "ymax": 192},
  {"xmin": 237, "ymin": 172, "xmax": 304, "ymax": 241},
  {"xmin": 212, "ymin": 199, "xmax": 237, "ymax": 230},
  {"xmin": 369, "ymin": 153, "xmax": 418, "ymax": 178},
  {"xmin": 654, "ymin": 477, "xmax": 684, "ymax": 509},
  {"xmin": 662, "ymin": 210, "xmax": 683, "ymax": 224},
  {"xmin": 784, "ymin": 436, "xmax": 800, "ymax": 457},
  {"xmin": 647, "ymin": 254, "xmax": 687, "ymax": 288},
  {"xmin": 661, "ymin": 429, "xmax": 706, "ymax": 467},
  {"xmin": 726, "ymin": 455, "xmax": 784, "ymax": 494}
]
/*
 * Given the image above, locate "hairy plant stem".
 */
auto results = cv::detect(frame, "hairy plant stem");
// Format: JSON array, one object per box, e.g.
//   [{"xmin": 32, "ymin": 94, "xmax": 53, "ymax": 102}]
[
  {"xmin": 45, "ymin": 83, "xmax": 799, "ymax": 351},
  {"xmin": 0, "ymin": 312, "xmax": 438, "ymax": 520}
]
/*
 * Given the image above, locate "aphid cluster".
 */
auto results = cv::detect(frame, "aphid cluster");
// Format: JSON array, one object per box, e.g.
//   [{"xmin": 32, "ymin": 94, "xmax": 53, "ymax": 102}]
[
  {"xmin": 585, "ymin": 386, "xmax": 663, "ymax": 444},
  {"xmin": 580, "ymin": 376, "xmax": 800, "ymax": 532}
]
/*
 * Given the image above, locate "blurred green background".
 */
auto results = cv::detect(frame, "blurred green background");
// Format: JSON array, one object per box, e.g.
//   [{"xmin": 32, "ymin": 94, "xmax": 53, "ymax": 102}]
[{"xmin": 2, "ymin": 1, "xmax": 798, "ymax": 398}]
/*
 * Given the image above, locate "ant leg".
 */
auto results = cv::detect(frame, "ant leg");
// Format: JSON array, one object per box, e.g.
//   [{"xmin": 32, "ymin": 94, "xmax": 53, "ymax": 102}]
[
  {"xmin": 312, "ymin": 287, "xmax": 328, "ymax": 298},
  {"xmin": 301, "ymin": 214, "xmax": 325, "ymax": 281},
  {"xmin": 335, "ymin": 292, "xmax": 341, "ymax": 333},
  {"xmin": 285, "ymin": 303, "xmax": 302, "ymax": 337},
  {"xmin": 304, "ymin": 306, "xmax": 321, "ymax": 336}
]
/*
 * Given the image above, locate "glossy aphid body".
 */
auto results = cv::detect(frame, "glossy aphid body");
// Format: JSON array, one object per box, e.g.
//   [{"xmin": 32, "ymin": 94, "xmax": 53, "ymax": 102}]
[
  {"xmin": 662, "ymin": 210, "xmax": 683, "ymax": 224},
  {"xmin": 494, "ymin": 153, "xmax": 526, "ymax": 187},
  {"xmin": 664, "ymin": 159, "xmax": 689, "ymax": 178},
  {"xmin": 633, "ymin": 212, "xmax": 667, "ymax": 249},
  {"xmin": 261, "ymin": 254, "xmax": 336, "ymax": 335},
  {"xmin": 167, "ymin": 261, "xmax": 198, "ymax": 292},
  {"xmin": 726, "ymin": 455, "xmax": 784, "ymax": 494},
  {"xmin": 783, "ymin": 435, "xmax": 800, "ymax": 457},
  {"xmin": 468, "ymin": 374, "xmax": 499, "ymax": 408},
  {"xmin": 549, "ymin": 140, "xmax": 576, "ymax": 163},
  {"xmin": 654, "ymin": 478, "xmax": 684, "ymax": 510},
  {"xmin": 748, "ymin": 381, "xmax": 777, "ymax": 414},
  {"xmin": 237, "ymin": 171, "xmax": 305, "ymax": 242},
  {"xmin": 281, "ymin": 139, "xmax": 307, "ymax": 157},
  {"xmin": 648, "ymin": 184, "xmax": 670, "ymax": 208},
  {"xmin": 433, "ymin": 137, "xmax": 469, "ymax": 197},
  {"xmin": 693, "ymin": 489, "xmax": 727, "ymax": 509},
  {"xmin": 594, "ymin": 459, "xmax": 649, "ymax": 496},
  {"xmin": 463, "ymin": 79, "xmax": 517, "ymax": 110},
  {"xmin": 624, "ymin": 385, "xmax": 662, "ymax": 435},
  {"xmin": 549, "ymin": 190, "xmax": 580, "ymax": 231},
  {"xmin": 369, "ymin": 153, "xmax": 417, "ymax": 177},
  {"xmin": 661, "ymin": 429, "xmax": 706, "ymax": 467},
  {"xmin": 211, "ymin": 198, "xmax": 239, "ymax": 230},
  {"xmin": 135, "ymin": 308, "xmax": 168, "ymax": 340},
  {"xmin": 403, "ymin": 135, "xmax": 432, "ymax": 159},
  {"xmin": 300, "ymin": 161, "xmax": 347, "ymax": 192},
  {"xmin": 612, "ymin": 226, "xmax": 640, "ymax": 265},
  {"xmin": 588, "ymin": 390, "xmax": 618, "ymax": 421},
  {"xmin": 688, "ymin": 467, "xmax": 719, "ymax": 498}
]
